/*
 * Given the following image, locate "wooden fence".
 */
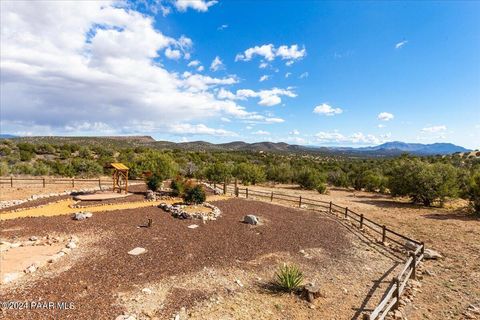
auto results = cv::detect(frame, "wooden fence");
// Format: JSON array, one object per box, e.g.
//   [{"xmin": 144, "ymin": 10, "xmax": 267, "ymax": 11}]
[
  {"xmin": 215, "ymin": 183, "xmax": 425, "ymax": 320},
  {"xmin": 0, "ymin": 177, "xmax": 145, "ymax": 189}
]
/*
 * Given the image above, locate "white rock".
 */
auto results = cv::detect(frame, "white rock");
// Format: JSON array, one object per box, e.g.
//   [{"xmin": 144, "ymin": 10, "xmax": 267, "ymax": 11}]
[
  {"xmin": 10, "ymin": 242, "xmax": 21, "ymax": 249},
  {"xmin": 187, "ymin": 224, "xmax": 199, "ymax": 229},
  {"xmin": 66, "ymin": 241, "xmax": 77, "ymax": 249},
  {"xmin": 61, "ymin": 248, "xmax": 72, "ymax": 255},
  {"xmin": 128, "ymin": 247, "xmax": 146, "ymax": 256},
  {"xmin": 25, "ymin": 264, "xmax": 37, "ymax": 273},
  {"xmin": 142, "ymin": 288, "xmax": 152, "ymax": 295},
  {"xmin": 424, "ymin": 249, "xmax": 442, "ymax": 260},
  {"xmin": 235, "ymin": 279, "xmax": 244, "ymax": 287}
]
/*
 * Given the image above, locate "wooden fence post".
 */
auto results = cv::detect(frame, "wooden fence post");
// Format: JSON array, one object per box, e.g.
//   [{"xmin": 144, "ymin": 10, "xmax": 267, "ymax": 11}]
[
  {"xmin": 235, "ymin": 187, "xmax": 239, "ymax": 197},
  {"xmin": 246, "ymin": 188, "xmax": 249, "ymax": 198},
  {"xmin": 421, "ymin": 242, "xmax": 425, "ymax": 255},
  {"xmin": 43, "ymin": 178, "xmax": 46, "ymax": 188},
  {"xmin": 360, "ymin": 214, "xmax": 364, "ymax": 229},
  {"xmin": 214, "ymin": 182, "xmax": 216, "ymax": 190},
  {"xmin": 344, "ymin": 207, "xmax": 348, "ymax": 219},
  {"xmin": 98, "ymin": 178, "xmax": 101, "ymax": 189},
  {"xmin": 223, "ymin": 181, "xmax": 227, "ymax": 195},
  {"xmin": 394, "ymin": 277, "xmax": 400, "ymax": 309},
  {"xmin": 329, "ymin": 201, "xmax": 332, "ymax": 214},
  {"xmin": 382, "ymin": 225, "xmax": 387, "ymax": 243},
  {"xmin": 72, "ymin": 178, "xmax": 75, "ymax": 187},
  {"xmin": 299, "ymin": 196, "xmax": 302, "ymax": 207},
  {"xmin": 10, "ymin": 177, "xmax": 13, "ymax": 187},
  {"xmin": 411, "ymin": 252, "xmax": 417, "ymax": 280}
]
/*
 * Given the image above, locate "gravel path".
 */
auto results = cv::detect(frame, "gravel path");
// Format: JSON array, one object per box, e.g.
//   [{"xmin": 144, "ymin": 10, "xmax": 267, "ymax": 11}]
[{"xmin": 0, "ymin": 198, "xmax": 351, "ymax": 319}]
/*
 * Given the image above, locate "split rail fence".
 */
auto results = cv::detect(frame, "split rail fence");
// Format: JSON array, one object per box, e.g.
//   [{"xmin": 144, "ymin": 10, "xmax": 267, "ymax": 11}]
[
  {"xmin": 210, "ymin": 182, "xmax": 425, "ymax": 320},
  {"xmin": 0, "ymin": 177, "xmax": 145, "ymax": 189}
]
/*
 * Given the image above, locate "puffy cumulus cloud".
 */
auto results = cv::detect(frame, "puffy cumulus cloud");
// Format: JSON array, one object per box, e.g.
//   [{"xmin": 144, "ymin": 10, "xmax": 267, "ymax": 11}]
[
  {"xmin": 174, "ymin": 0, "xmax": 218, "ymax": 12},
  {"xmin": 1, "ymin": 1, "xmax": 267, "ymax": 136},
  {"xmin": 313, "ymin": 103, "xmax": 343, "ymax": 116},
  {"xmin": 217, "ymin": 88, "xmax": 296, "ymax": 107},
  {"xmin": 210, "ymin": 56, "xmax": 224, "ymax": 71},
  {"xmin": 314, "ymin": 131, "xmax": 384, "ymax": 145},
  {"xmin": 235, "ymin": 44, "xmax": 306, "ymax": 66},
  {"xmin": 377, "ymin": 112, "xmax": 394, "ymax": 121},
  {"xmin": 421, "ymin": 125, "xmax": 447, "ymax": 133},
  {"xmin": 253, "ymin": 130, "xmax": 270, "ymax": 135},
  {"xmin": 168, "ymin": 123, "xmax": 237, "ymax": 136},
  {"xmin": 165, "ymin": 47, "xmax": 181, "ymax": 60}
]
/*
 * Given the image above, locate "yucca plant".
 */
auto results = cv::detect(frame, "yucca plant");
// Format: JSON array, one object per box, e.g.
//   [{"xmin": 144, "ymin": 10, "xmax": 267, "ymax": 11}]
[{"xmin": 274, "ymin": 264, "xmax": 304, "ymax": 292}]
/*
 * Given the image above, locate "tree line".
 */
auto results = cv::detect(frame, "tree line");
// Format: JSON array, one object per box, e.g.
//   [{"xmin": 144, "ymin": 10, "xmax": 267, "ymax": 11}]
[{"xmin": 1, "ymin": 140, "xmax": 479, "ymax": 212}]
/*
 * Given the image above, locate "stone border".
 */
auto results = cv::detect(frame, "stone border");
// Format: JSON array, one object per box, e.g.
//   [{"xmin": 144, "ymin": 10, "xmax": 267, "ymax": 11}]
[
  {"xmin": 158, "ymin": 202, "xmax": 221, "ymax": 221},
  {"xmin": 0, "ymin": 235, "xmax": 79, "ymax": 284}
]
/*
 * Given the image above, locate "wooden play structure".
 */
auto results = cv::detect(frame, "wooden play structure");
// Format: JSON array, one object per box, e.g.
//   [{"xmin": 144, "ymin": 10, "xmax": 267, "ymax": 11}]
[{"xmin": 109, "ymin": 162, "xmax": 129, "ymax": 193}]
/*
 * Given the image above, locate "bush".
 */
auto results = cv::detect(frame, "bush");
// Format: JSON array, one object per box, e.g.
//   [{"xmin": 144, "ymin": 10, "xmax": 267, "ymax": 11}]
[
  {"xmin": 468, "ymin": 171, "xmax": 480, "ymax": 214},
  {"xmin": 19, "ymin": 150, "xmax": 34, "ymax": 162},
  {"xmin": 183, "ymin": 184, "xmax": 206, "ymax": 204},
  {"xmin": 295, "ymin": 168, "xmax": 325, "ymax": 190},
  {"xmin": 274, "ymin": 264, "xmax": 304, "ymax": 292},
  {"xmin": 316, "ymin": 183, "xmax": 327, "ymax": 194},
  {"xmin": 234, "ymin": 163, "xmax": 266, "ymax": 185},
  {"xmin": 146, "ymin": 174, "xmax": 162, "ymax": 191},
  {"xmin": 170, "ymin": 176, "xmax": 186, "ymax": 196}
]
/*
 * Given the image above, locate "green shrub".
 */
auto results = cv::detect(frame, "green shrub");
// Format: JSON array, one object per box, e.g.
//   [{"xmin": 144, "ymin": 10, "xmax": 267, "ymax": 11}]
[
  {"xmin": 316, "ymin": 183, "xmax": 327, "ymax": 194},
  {"xmin": 170, "ymin": 177, "xmax": 186, "ymax": 196},
  {"xmin": 468, "ymin": 171, "xmax": 480, "ymax": 214},
  {"xmin": 19, "ymin": 150, "xmax": 34, "ymax": 162},
  {"xmin": 295, "ymin": 168, "xmax": 325, "ymax": 190},
  {"xmin": 234, "ymin": 163, "xmax": 266, "ymax": 185},
  {"xmin": 146, "ymin": 174, "xmax": 162, "ymax": 191},
  {"xmin": 274, "ymin": 264, "xmax": 304, "ymax": 292},
  {"xmin": 183, "ymin": 184, "xmax": 206, "ymax": 204}
]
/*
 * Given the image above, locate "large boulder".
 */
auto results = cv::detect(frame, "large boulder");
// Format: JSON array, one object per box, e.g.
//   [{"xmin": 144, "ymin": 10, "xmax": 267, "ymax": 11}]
[{"xmin": 243, "ymin": 215, "xmax": 259, "ymax": 225}]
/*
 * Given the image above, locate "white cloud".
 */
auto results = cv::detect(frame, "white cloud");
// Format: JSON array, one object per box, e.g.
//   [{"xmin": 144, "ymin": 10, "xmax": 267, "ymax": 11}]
[
  {"xmin": 421, "ymin": 125, "xmax": 447, "ymax": 133},
  {"xmin": 217, "ymin": 24, "xmax": 228, "ymax": 30},
  {"xmin": 299, "ymin": 72, "xmax": 309, "ymax": 79},
  {"xmin": 220, "ymin": 117, "xmax": 231, "ymax": 122},
  {"xmin": 235, "ymin": 44, "xmax": 306, "ymax": 65},
  {"xmin": 259, "ymin": 75, "xmax": 270, "ymax": 82},
  {"xmin": 313, "ymin": 103, "xmax": 343, "ymax": 116},
  {"xmin": 187, "ymin": 60, "xmax": 201, "ymax": 67},
  {"xmin": 378, "ymin": 124, "xmax": 386, "ymax": 128},
  {"xmin": 395, "ymin": 40, "xmax": 408, "ymax": 49},
  {"xmin": 0, "ymin": 1, "xmax": 265, "ymax": 136},
  {"xmin": 377, "ymin": 112, "xmax": 394, "ymax": 121},
  {"xmin": 210, "ymin": 56, "xmax": 224, "ymax": 71},
  {"xmin": 253, "ymin": 130, "xmax": 270, "ymax": 135},
  {"xmin": 315, "ymin": 131, "xmax": 383, "ymax": 145},
  {"xmin": 285, "ymin": 72, "xmax": 292, "ymax": 78},
  {"xmin": 259, "ymin": 62, "xmax": 268, "ymax": 69},
  {"xmin": 165, "ymin": 47, "xmax": 181, "ymax": 60},
  {"xmin": 169, "ymin": 123, "xmax": 237, "ymax": 136},
  {"xmin": 174, "ymin": 0, "xmax": 218, "ymax": 12},
  {"xmin": 217, "ymin": 88, "xmax": 296, "ymax": 107},
  {"xmin": 289, "ymin": 129, "xmax": 300, "ymax": 135}
]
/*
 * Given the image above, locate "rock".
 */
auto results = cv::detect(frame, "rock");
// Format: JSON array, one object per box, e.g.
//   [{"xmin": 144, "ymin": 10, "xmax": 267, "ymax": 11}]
[
  {"xmin": 10, "ymin": 242, "xmax": 21, "ymax": 249},
  {"xmin": 303, "ymin": 283, "xmax": 321, "ymax": 302},
  {"xmin": 146, "ymin": 190, "xmax": 156, "ymax": 200},
  {"xmin": 29, "ymin": 236, "xmax": 38, "ymax": 241},
  {"xmin": 66, "ymin": 241, "xmax": 77, "ymax": 249},
  {"xmin": 84, "ymin": 212, "xmax": 93, "ymax": 218},
  {"xmin": 25, "ymin": 264, "xmax": 37, "ymax": 273},
  {"xmin": 115, "ymin": 315, "xmax": 136, "ymax": 320},
  {"xmin": 73, "ymin": 212, "xmax": 92, "ymax": 220},
  {"xmin": 61, "ymin": 248, "xmax": 72, "ymax": 255},
  {"xmin": 128, "ymin": 247, "xmax": 147, "ymax": 256},
  {"xmin": 142, "ymin": 288, "xmax": 152, "ymax": 295},
  {"xmin": 424, "ymin": 249, "xmax": 442, "ymax": 260},
  {"xmin": 0, "ymin": 243, "xmax": 11, "ymax": 252},
  {"xmin": 235, "ymin": 279, "xmax": 244, "ymax": 287},
  {"xmin": 187, "ymin": 224, "xmax": 199, "ymax": 229},
  {"xmin": 243, "ymin": 215, "xmax": 258, "ymax": 225}
]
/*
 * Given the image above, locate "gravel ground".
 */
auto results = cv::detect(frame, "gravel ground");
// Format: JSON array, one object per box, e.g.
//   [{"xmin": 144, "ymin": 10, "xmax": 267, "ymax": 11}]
[
  {"xmin": 0, "ymin": 198, "xmax": 352, "ymax": 319},
  {"xmin": 0, "ymin": 194, "xmax": 72, "ymax": 213}
]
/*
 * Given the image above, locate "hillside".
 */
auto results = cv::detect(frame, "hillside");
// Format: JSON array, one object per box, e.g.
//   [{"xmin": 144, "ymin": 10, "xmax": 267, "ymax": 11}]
[{"xmin": 1, "ymin": 136, "xmax": 472, "ymax": 156}]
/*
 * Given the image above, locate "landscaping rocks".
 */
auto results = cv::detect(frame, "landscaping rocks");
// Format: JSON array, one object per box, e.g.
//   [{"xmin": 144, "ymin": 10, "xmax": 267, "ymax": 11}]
[
  {"xmin": 243, "ymin": 214, "xmax": 259, "ymax": 225},
  {"xmin": 73, "ymin": 211, "xmax": 93, "ymax": 220},
  {"xmin": 128, "ymin": 247, "xmax": 146, "ymax": 256},
  {"xmin": 158, "ymin": 202, "xmax": 221, "ymax": 221}
]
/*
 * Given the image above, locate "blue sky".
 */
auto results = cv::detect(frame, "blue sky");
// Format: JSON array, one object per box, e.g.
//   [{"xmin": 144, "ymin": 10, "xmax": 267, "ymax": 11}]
[{"xmin": 1, "ymin": 0, "xmax": 479, "ymax": 148}]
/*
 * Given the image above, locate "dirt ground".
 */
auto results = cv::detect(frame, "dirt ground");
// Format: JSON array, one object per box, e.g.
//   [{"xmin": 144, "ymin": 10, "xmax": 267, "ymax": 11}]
[
  {"xmin": 0, "ymin": 190, "xmax": 399, "ymax": 320},
  {"xmin": 243, "ymin": 183, "xmax": 480, "ymax": 320}
]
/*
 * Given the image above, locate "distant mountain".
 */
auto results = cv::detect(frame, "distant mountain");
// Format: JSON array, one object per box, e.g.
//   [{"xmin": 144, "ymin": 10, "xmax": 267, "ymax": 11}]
[
  {"xmin": 357, "ymin": 141, "xmax": 470, "ymax": 155},
  {"xmin": 0, "ymin": 135, "xmax": 470, "ymax": 156},
  {"xmin": 0, "ymin": 134, "xmax": 17, "ymax": 139}
]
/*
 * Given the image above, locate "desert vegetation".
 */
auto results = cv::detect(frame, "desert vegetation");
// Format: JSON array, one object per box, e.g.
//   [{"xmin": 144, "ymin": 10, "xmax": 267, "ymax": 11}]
[{"xmin": 1, "ymin": 139, "xmax": 479, "ymax": 213}]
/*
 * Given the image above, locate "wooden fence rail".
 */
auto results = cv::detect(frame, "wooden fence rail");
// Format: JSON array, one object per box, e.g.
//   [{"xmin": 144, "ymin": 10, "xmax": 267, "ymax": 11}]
[
  {"xmin": 0, "ymin": 177, "xmax": 145, "ymax": 188},
  {"xmin": 218, "ymin": 183, "xmax": 425, "ymax": 320}
]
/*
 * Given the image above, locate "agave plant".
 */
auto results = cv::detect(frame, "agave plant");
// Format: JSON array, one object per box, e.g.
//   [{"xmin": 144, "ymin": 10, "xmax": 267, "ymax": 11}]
[{"xmin": 274, "ymin": 264, "xmax": 304, "ymax": 292}]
